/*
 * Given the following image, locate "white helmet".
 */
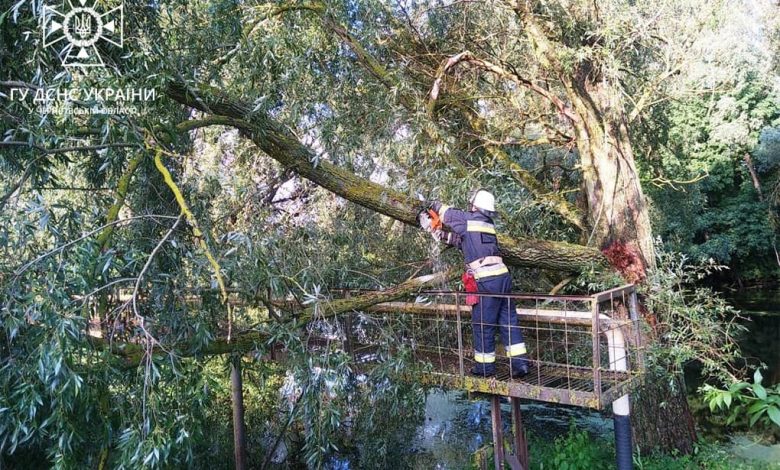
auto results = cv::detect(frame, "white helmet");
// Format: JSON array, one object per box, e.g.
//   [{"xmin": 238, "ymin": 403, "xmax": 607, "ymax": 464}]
[{"xmin": 470, "ymin": 189, "xmax": 496, "ymax": 213}]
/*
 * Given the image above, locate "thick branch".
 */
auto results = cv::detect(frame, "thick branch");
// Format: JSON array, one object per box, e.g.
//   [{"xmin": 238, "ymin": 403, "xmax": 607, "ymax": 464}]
[
  {"xmin": 427, "ymin": 51, "xmax": 584, "ymax": 230},
  {"xmin": 166, "ymin": 81, "xmax": 606, "ymax": 270},
  {"xmin": 319, "ymin": 15, "xmax": 417, "ymax": 111},
  {"xmin": 0, "ymin": 141, "xmax": 138, "ymax": 154},
  {"xmin": 175, "ymin": 116, "xmax": 242, "ymax": 133},
  {"xmin": 628, "ymin": 67, "xmax": 680, "ymax": 122},
  {"xmin": 428, "ymin": 51, "xmax": 577, "ymax": 123},
  {"xmin": 457, "ymin": 105, "xmax": 585, "ymax": 231},
  {"xmin": 289, "ymin": 8, "xmax": 581, "ymax": 225},
  {"xmin": 89, "ymin": 269, "xmax": 456, "ymax": 361}
]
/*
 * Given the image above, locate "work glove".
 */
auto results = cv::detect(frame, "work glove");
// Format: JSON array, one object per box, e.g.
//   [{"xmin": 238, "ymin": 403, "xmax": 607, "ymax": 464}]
[
  {"xmin": 438, "ymin": 230, "xmax": 461, "ymax": 247},
  {"xmin": 417, "ymin": 208, "xmax": 433, "ymax": 231}
]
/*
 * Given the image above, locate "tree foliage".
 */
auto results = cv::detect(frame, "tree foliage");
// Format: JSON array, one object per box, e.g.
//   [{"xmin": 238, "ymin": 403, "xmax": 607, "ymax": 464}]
[{"xmin": 1, "ymin": 0, "xmax": 778, "ymax": 466}]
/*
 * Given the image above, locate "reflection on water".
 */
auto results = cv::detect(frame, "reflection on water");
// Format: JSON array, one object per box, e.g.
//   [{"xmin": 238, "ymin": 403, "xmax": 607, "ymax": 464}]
[
  {"xmin": 728, "ymin": 435, "xmax": 780, "ymax": 465},
  {"xmin": 728, "ymin": 288, "xmax": 780, "ymax": 385},
  {"xmin": 411, "ymin": 390, "xmax": 612, "ymax": 469}
]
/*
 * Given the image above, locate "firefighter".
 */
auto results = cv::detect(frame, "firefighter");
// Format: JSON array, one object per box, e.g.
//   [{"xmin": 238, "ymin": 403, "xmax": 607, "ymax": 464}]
[{"xmin": 419, "ymin": 189, "xmax": 530, "ymax": 378}]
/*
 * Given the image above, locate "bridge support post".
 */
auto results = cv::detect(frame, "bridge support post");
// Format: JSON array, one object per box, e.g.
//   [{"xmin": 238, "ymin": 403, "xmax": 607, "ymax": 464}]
[
  {"xmin": 490, "ymin": 395, "xmax": 527, "ymax": 470},
  {"xmin": 510, "ymin": 397, "xmax": 528, "ymax": 470},
  {"xmin": 613, "ymin": 394, "xmax": 633, "ymax": 470},
  {"xmin": 490, "ymin": 395, "xmax": 505, "ymax": 470}
]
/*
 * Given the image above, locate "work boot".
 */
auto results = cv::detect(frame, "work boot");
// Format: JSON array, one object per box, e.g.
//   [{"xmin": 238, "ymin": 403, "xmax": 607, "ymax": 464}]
[
  {"xmin": 510, "ymin": 356, "xmax": 530, "ymax": 378},
  {"xmin": 471, "ymin": 364, "xmax": 496, "ymax": 377}
]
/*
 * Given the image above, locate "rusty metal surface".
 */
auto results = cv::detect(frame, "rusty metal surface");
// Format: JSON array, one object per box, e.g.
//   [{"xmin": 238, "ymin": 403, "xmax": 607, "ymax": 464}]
[
  {"xmin": 591, "ymin": 284, "xmax": 636, "ymax": 302},
  {"xmin": 406, "ymin": 352, "xmax": 633, "ymax": 409},
  {"xmin": 491, "ymin": 395, "xmax": 505, "ymax": 470},
  {"xmin": 511, "ymin": 397, "xmax": 528, "ymax": 470}
]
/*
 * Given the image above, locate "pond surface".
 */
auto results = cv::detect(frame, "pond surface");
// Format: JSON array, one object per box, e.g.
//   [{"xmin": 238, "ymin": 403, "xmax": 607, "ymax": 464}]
[
  {"xmin": 723, "ymin": 288, "xmax": 780, "ymax": 466},
  {"xmin": 727, "ymin": 288, "xmax": 780, "ymax": 385},
  {"xmin": 410, "ymin": 390, "xmax": 612, "ymax": 469}
]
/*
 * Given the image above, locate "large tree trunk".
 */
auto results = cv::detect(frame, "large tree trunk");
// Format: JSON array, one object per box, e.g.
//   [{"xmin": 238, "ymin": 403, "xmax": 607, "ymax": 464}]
[
  {"xmin": 565, "ymin": 78, "xmax": 694, "ymax": 453},
  {"xmin": 513, "ymin": 2, "xmax": 694, "ymax": 448},
  {"xmin": 566, "ymin": 80, "xmax": 655, "ymax": 272},
  {"xmin": 630, "ymin": 372, "xmax": 697, "ymax": 455}
]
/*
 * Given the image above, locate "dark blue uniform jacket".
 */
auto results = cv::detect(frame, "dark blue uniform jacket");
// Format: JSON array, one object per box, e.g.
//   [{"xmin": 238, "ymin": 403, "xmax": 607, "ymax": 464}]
[{"xmin": 431, "ymin": 203, "xmax": 500, "ymax": 264}]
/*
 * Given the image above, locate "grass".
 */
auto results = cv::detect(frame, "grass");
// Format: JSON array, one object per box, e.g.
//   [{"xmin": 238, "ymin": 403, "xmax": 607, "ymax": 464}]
[{"xmin": 472, "ymin": 425, "xmax": 779, "ymax": 470}]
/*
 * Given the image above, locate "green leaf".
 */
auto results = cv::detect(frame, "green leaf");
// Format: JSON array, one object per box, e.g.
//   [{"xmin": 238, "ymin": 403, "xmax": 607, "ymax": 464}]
[
  {"xmin": 753, "ymin": 384, "xmax": 768, "ymax": 401},
  {"xmin": 754, "ymin": 369, "xmax": 763, "ymax": 385},
  {"xmin": 767, "ymin": 406, "xmax": 780, "ymax": 428},
  {"xmin": 713, "ymin": 393, "xmax": 723, "ymax": 410},
  {"xmin": 748, "ymin": 401, "xmax": 768, "ymax": 414},
  {"xmin": 749, "ymin": 408, "xmax": 766, "ymax": 427},
  {"xmin": 723, "ymin": 393, "xmax": 732, "ymax": 408}
]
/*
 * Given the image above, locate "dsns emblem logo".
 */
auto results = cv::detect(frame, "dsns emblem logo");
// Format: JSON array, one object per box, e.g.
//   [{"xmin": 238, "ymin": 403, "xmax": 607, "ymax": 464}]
[{"xmin": 42, "ymin": 0, "xmax": 124, "ymax": 68}]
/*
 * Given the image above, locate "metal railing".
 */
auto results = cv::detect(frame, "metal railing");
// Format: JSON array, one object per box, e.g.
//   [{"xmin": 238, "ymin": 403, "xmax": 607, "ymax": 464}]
[
  {"xmin": 326, "ymin": 284, "xmax": 644, "ymax": 409},
  {"xmin": 95, "ymin": 284, "xmax": 644, "ymax": 410}
]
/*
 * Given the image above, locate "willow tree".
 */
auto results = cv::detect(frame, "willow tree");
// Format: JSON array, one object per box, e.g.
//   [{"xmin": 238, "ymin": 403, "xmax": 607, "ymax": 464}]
[
  {"xmin": 156, "ymin": 0, "xmax": 726, "ymax": 451},
  {"xmin": 2, "ymin": 0, "xmax": 766, "ymax": 464}
]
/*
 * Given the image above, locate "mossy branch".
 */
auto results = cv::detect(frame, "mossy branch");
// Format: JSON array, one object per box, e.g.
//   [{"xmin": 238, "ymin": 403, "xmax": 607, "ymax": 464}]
[
  {"xmin": 88, "ymin": 269, "xmax": 456, "ymax": 362},
  {"xmin": 152, "ymin": 147, "xmax": 234, "ymax": 338},
  {"xmin": 95, "ymin": 153, "xmax": 144, "ymax": 252},
  {"xmin": 165, "ymin": 81, "xmax": 606, "ymax": 271}
]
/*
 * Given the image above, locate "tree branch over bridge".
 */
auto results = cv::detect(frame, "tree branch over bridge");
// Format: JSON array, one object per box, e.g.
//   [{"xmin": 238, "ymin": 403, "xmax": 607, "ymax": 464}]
[
  {"xmin": 89, "ymin": 269, "xmax": 457, "ymax": 362},
  {"xmin": 165, "ymin": 81, "xmax": 606, "ymax": 271}
]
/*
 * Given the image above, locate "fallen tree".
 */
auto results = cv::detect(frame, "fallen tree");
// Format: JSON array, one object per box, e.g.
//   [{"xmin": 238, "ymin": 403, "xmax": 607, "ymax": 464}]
[
  {"xmin": 165, "ymin": 82, "xmax": 606, "ymax": 272},
  {"xmin": 89, "ymin": 269, "xmax": 457, "ymax": 362}
]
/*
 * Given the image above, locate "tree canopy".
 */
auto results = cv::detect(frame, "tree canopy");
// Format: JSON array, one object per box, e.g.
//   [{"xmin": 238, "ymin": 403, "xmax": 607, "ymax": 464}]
[{"xmin": 1, "ymin": 0, "xmax": 778, "ymax": 467}]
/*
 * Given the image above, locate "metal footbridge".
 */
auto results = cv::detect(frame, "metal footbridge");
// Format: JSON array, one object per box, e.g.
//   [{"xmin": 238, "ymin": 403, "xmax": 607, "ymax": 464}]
[
  {"xmin": 323, "ymin": 284, "xmax": 643, "ymax": 410},
  {"xmin": 298, "ymin": 284, "xmax": 644, "ymax": 469}
]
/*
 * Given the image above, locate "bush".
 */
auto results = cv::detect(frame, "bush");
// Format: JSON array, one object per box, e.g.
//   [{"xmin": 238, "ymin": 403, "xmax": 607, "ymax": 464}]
[
  {"xmin": 702, "ymin": 368, "xmax": 780, "ymax": 432},
  {"xmin": 642, "ymin": 244, "xmax": 746, "ymax": 383},
  {"xmin": 529, "ymin": 425, "xmax": 614, "ymax": 470},
  {"xmin": 521, "ymin": 425, "xmax": 773, "ymax": 470}
]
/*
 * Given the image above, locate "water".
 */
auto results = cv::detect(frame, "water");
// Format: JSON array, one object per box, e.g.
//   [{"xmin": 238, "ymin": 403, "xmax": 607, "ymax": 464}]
[
  {"xmin": 724, "ymin": 287, "xmax": 780, "ymax": 465},
  {"xmin": 727, "ymin": 288, "xmax": 780, "ymax": 385},
  {"xmin": 684, "ymin": 287, "xmax": 780, "ymax": 390},
  {"xmin": 410, "ymin": 390, "xmax": 613, "ymax": 469}
]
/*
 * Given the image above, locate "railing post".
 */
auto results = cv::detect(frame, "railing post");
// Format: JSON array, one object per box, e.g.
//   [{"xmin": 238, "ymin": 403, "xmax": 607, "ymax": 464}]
[
  {"xmin": 591, "ymin": 297, "xmax": 602, "ymax": 405},
  {"xmin": 627, "ymin": 287, "xmax": 643, "ymax": 371},
  {"xmin": 455, "ymin": 292, "xmax": 465, "ymax": 378}
]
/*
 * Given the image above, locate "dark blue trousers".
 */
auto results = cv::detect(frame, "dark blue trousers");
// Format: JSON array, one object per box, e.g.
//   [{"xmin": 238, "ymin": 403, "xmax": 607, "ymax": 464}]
[{"xmin": 472, "ymin": 273, "xmax": 527, "ymax": 374}]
